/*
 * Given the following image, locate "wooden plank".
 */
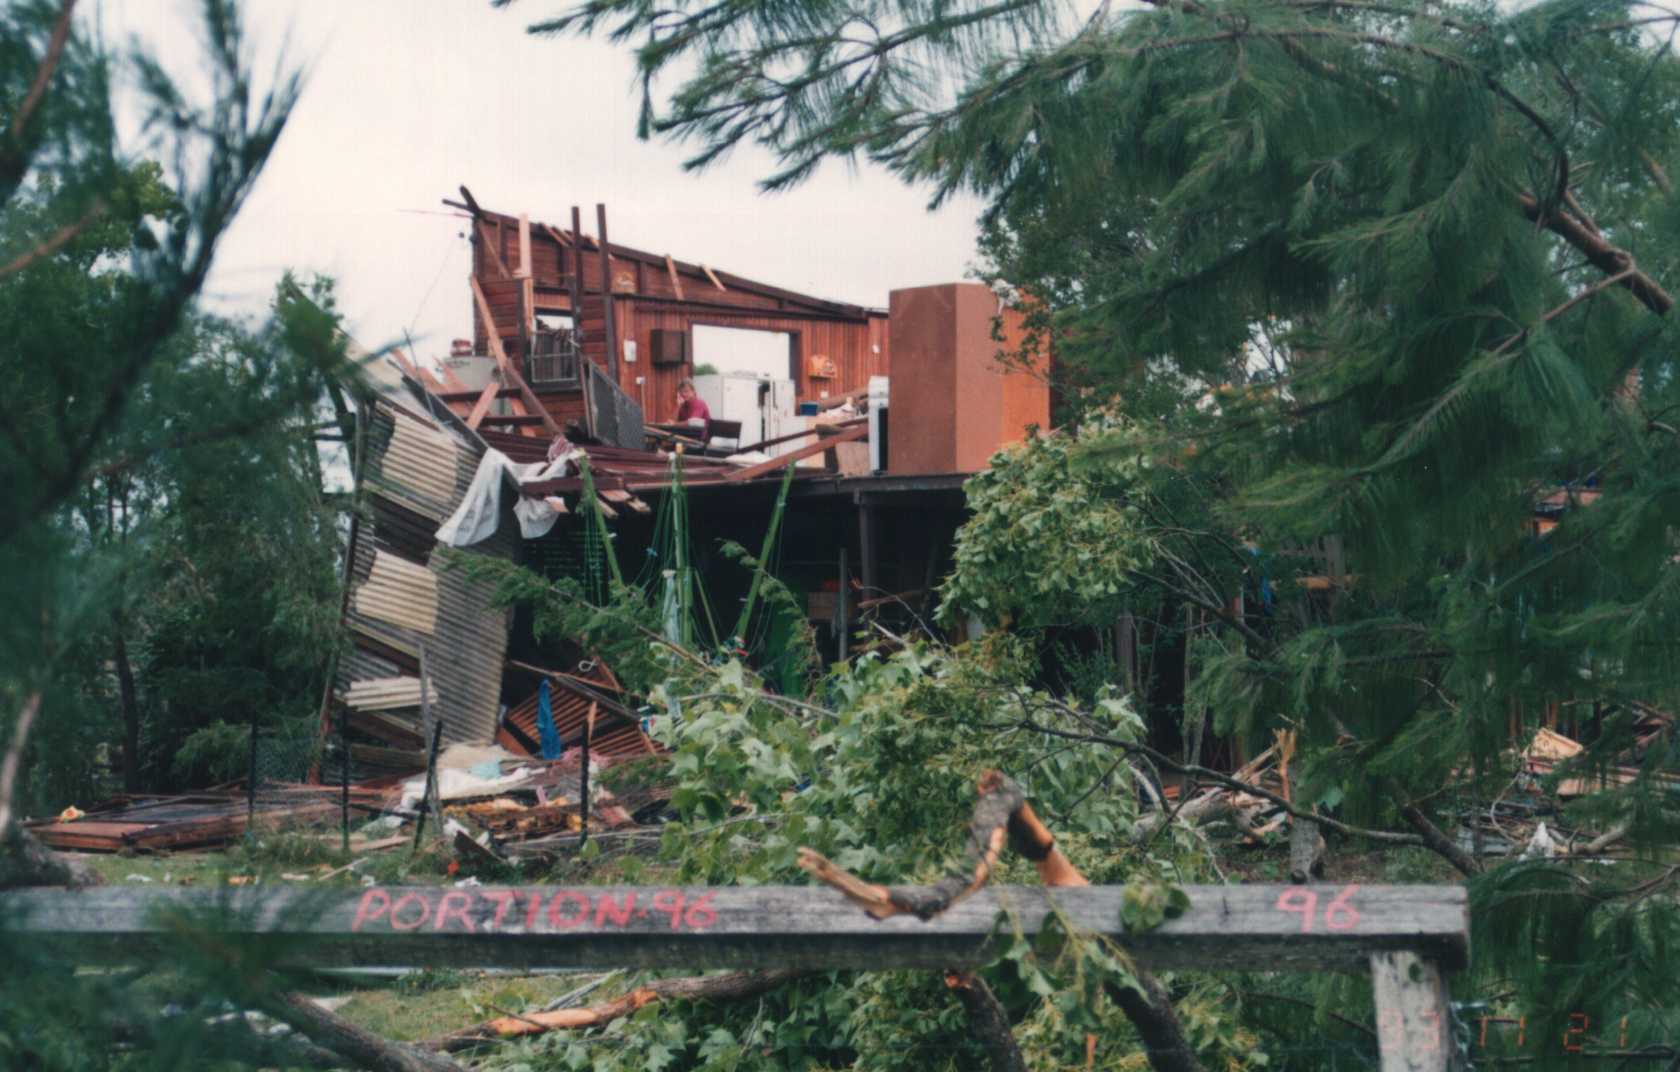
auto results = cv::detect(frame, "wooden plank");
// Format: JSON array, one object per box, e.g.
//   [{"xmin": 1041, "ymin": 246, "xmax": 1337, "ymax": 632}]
[
  {"xmin": 476, "ymin": 220, "xmax": 511, "ymax": 279},
  {"xmin": 437, "ymin": 388, "xmax": 520, "ymax": 403},
  {"xmin": 517, "ymin": 214, "xmax": 532, "ymax": 279},
  {"xmin": 348, "ymin": 742, "xmax": 428, "ymax": 768},
  {"xmin": 470, "ymin": 275, "xmax": 562, "ymax": 438},
  {"xmin": 542, "ymin": 223, "xmax": 571, "ymax": 249},
  {"xmin": 726, "ymin": 423, "xmax": 866, "ymax": 482},
  {"xmin": 1370, "ymin": 951, "xmax": 1462, "ymax": 1071},
  {"xmin": 464, "ymin": 375, "xmax": 501, "ymax": 430},
  {"xmin": 597, "ymin": 204, "xmax": 618, "ymax": 382},
  {"xmin": 702, "ymin": 264, "xmax": 727, "ymax": 292},
  {"xmin": 413, "ymin": 365, "xmax": 448, "ymax": 394},
  {"xmin": 0, "ymin": 884, "xmax": 1468, "ymax": 973},
  {"xmin": 457, "ymin": 185, "xmax": 484, "ymax": 218},
  {"xmin": 664, "ymin": 254, "xmax": 685, "ymax": 301},
  {"xmin": 737, "ymin": 417, "xmax": 865, "ymax": 455},
  {"xmin": 387, "ymin": 346, "xmax": 421, "ymax": 379}
]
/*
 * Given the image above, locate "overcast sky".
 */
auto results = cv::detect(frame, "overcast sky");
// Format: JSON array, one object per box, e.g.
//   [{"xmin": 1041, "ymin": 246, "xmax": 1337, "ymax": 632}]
[{"xmin": 102, "ymin": 1, "xmax": 987, "ymax": 366}]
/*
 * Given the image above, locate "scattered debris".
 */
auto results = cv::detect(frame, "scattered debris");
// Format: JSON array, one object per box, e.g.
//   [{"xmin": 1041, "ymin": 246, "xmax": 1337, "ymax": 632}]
[{"xmin": 26, "ymin": 785, "xmax": 391, "ymax": 854}]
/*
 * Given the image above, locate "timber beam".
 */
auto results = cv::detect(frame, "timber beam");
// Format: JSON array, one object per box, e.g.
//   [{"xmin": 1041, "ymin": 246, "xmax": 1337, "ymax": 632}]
[{"xmin": 0, "ymin": 883, "xmax": 1466, "ymax": 973}]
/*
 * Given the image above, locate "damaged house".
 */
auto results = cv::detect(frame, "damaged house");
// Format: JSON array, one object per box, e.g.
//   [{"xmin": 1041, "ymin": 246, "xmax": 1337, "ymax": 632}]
[{"xmin": 320, "ymin": 191, "xmax": 1052, "ymax": 782}]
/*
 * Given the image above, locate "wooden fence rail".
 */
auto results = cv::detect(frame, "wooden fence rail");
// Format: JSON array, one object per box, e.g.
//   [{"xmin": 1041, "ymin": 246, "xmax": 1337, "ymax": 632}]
[{"xmin": 0, "ymin": 882, "xmax": 1468, "ymax": 1070}]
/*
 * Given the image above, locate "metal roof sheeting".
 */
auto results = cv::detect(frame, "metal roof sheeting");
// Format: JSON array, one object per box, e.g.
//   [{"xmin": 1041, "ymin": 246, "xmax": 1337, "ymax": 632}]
[
  {"xmin": 344, "ymin": 676, "xmax": 432, "ymax": 711},
  {"xmin": 332, "ymin": 396, "xmax": 516, "ymax": 758},
  {"xmin": 355, "ymin": 550, "xmax": 439, "ymax": 635},
  {"xmin": 499, "ymin": 682, "xmax": 658, "ymax": 760},
  {"xmin": 369, "ymin": 409, "xmax": 461, "ymax": 520}
]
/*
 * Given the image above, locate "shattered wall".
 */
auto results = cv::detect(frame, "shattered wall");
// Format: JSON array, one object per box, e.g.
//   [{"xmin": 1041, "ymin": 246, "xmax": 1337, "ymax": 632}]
[{"xmin": 330, "ymin": 378, "xmax": 519, "ymax": 774}]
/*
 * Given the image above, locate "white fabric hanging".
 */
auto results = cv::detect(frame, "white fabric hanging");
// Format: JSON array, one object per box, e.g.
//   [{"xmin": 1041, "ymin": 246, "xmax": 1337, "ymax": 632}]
[{"xmin": 435, "ymin": 447, "xmax": 581, "ymax": 547}]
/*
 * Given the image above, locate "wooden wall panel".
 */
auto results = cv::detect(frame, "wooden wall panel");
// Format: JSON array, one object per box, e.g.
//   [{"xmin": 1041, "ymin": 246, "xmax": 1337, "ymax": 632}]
[
  {"xmin": 468, "ymin": 207, "xmax": 894, "ymax": 425},
  {"xmin": 868, "ymin": 314, "xmax": 890, "ymax": 379},
  {"xmin": 535, "ymin": 391, "xmax": 590, "ymax": 430},
  {"xmin": 614, "ymin": 300, "xmax": 878, "ymax": 415}
]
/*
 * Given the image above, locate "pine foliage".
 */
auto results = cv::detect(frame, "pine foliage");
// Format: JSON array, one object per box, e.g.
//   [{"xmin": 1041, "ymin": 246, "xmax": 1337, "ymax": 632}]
[{"xmin": 519, "ymin": 0, "xmax": 1680, "ymax": 1060}]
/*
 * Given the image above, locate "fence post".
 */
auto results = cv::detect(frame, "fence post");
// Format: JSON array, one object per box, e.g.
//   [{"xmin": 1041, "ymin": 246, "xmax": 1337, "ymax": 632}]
[
  {"xmin": 246, "ymin": 710, "xmax": 259, "ymax": 829},
  {"xmin": 1370, "ymin": 951, "xmax": 1463, "ymax": 1071}
]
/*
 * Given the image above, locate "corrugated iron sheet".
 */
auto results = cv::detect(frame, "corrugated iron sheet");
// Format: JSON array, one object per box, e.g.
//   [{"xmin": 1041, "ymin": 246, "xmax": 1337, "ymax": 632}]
[
  {"xmin": 497, "ymin": 676, "xmax": 659, "ymax": 761},
  {"xmin": 344, "ymin": 675, "xmax": 432, "ymax": 711},
  {"xmin": 332, "ymin": 395, "xmax": 516, "ymax": 760},
  {"xmin": 354, "ymin": 550, "xmax": 439, "ymax": 635},
  {"xmin": 368, "ymin": 408, "xmax": 461, "ymax": 520}
]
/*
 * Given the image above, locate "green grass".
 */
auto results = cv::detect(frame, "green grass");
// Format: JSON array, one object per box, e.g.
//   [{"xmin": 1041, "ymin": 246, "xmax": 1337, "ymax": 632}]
[
  {"xmin": 329, "ymin": 970, "xmax": 601, "ymax": 1043},
  {"xmin": 78, "ymin": 850, "xmax": 241, "ymax": 888}
]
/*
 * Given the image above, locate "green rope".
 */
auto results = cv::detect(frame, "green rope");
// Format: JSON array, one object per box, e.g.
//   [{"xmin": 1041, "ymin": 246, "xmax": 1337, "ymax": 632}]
[
  {"xmin": 672, "ymin": 450, "xmax": 693, "ymax": 648},
  {"xmin": 578, "ymin": 455, "xmax": 624, "ymax": 591},
  {"xmin": 733, "ymin": 461, "xmax": 797, "ymax": 645}
]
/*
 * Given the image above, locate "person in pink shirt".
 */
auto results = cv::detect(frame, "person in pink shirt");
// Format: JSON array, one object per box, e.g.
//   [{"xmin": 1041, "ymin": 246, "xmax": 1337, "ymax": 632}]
[{"xmin": 673, "ymin": 378, "xmax": 711, "ymax": 428}]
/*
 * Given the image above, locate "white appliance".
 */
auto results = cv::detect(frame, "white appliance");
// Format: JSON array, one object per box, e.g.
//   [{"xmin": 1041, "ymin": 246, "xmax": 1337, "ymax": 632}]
[
  {"xmin": 692, "ymin": 373, "xmax": 805, "ymax": 458},
  {"xmin": 761, "ymin": 378, "xmax": 804, "ymax": 460},
  {"xmin": 868, "ymin": 375, "xmax": 889, "ymax": 473},
  {"xmin": 692, "ymin": 373, "xmax": 766, "ymax": 446}
]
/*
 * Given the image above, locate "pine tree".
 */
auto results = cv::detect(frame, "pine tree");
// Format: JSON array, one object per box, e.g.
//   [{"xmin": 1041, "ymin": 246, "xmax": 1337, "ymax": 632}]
[
  {"xmin": 517, "ymin": 0, "xmax": 1680, "ymax": 1061},
  {"xmin": 0, "ymin": 3, "xmax": 359, "ymax": 1067}
]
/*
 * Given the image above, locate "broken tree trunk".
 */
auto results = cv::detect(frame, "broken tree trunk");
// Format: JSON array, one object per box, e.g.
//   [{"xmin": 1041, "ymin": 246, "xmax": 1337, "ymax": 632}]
[
  {"xmin": 1104, "ymin": 973, "xmax": 1205, "ymax": 1072},
  {"xmin": 945, "ymin": 970, "xmax": 1029, "ymax": 1072},
  {"xmin": 1290, "ymin": 814, "xmax": 1326, "ymax": 883}
]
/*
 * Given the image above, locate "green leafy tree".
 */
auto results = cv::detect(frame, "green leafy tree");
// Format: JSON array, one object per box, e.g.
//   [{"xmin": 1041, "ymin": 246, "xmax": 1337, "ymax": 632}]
[
  {"xmin": 0, "ymin": 1, "xmax": 353, "ymax": 809},
  {"xmin": 514, "ymin": 0, "xmax": 1680, "ymax": 1062},
  {"xmin": 0, "ymin": 3, "xmax": 364, "ymax": 1068},
  {"xmin": 461, "ymin": 555, "xmax": 1251, "ymax": 1071}
]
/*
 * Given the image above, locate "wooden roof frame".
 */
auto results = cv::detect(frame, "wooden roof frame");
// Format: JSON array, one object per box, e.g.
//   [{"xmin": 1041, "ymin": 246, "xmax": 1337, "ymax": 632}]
[{"xmin": 446, "ymin": 196, "xmax": 886, "ymax": 322}]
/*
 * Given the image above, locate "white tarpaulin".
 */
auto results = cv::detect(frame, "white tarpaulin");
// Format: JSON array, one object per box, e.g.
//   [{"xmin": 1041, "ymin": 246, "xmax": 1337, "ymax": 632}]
[{"xmin": 436, "ymin": 447, "xmax": 581, "ymax": 547}]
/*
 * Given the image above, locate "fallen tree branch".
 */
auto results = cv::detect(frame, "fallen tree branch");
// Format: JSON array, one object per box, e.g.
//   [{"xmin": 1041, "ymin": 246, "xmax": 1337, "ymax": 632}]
[
  {"xmin": 427, "ymin": 969, "xmax": 807, "ymax": 1053},
  {"xmin": 945, "ymin": 970, "xmax": 1028, "ymax": 1072},
  {"xmin": 264, "ymin": 989, "xmax": 468, "ymax": 1072},
  {"xmin": 1012, "ymin": 712, "xmax": 1429, "ymax": 849},
  {"xmin": 1575, "ymin": 818, "xmax": 1630, "ymax": 856},
  {"xmin": 798, "ymin": 770, "xmax": 1023, "ymax": 919},
  {"xmin": 1237, "ymin": 989, "xmax": 1376, "ymax": 1040},
  {"xmin": 804, "ymin": 771, "xmax": 1204, "ymax": 1072},
  {"xmin": 107, "ymin": 1013, "xmax": 343, "ymax": 1069},
  {"xmin": 1397, "ymin": 800, "xmax": 1482, "ymax": 878}
]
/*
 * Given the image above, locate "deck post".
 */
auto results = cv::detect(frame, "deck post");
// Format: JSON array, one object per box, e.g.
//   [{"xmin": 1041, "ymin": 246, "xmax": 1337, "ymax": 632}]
[{"xmin": 1370, "ymin": 951, "xmax": 1463, "ymax": 1071}]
